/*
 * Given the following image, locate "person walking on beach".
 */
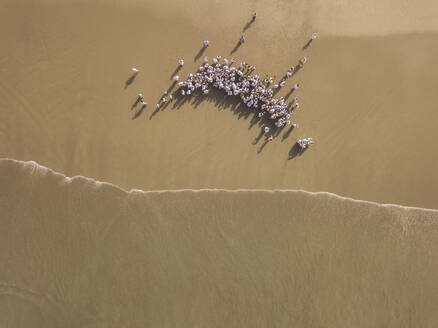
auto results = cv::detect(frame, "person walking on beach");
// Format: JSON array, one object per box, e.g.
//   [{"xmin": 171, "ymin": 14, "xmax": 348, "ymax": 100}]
[
  {"xmin": 178, "ymin": 59, "xmax": 184, "ymax": 66},
  {"xmin": 240, "ymin": 36, "xmax": 245, "ymax": 44},
  {"xmin": 132, "ymin": 67, "xmax": 139, "ymax": 73},
  {"xmin": 252, "ymin": 12, "xmax": 257, "ymax": 21},
  {"xmin": 203, "ymin": 40, "xmax": 210, "ymax": 47}
]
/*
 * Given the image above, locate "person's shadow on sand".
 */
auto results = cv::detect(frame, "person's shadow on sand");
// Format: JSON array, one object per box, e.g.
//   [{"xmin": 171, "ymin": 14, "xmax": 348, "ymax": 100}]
[
  {"xmin": 257, "ymin": 139, "xmax": 269, "ymax": 154},
  {"xmin": 229, "ymin": 41, "xmax": 242, "ymax": 55},
  {"xmin": 125, "ymin": 73, "xmax": 138, "ymax": 88},
  {"xmin": 288, "ymin": 143, "xmax": 305, "ymax": 159},
  {"xmin": 194, "ymin": 46, "xmax": 207, "ymax": 62},
  {"xmin": 281, "ymin": 125, "xmax": 295, "ymax": 141},
  {"xmin": 170, "ymin": 66, "xmax": 182, "ymax": 80},
  {"xmin": 242, "ymin": 18, "xmax": 255, "ymax": 32},
  {"xmin": 132, "ymin": 104, "xmax": 146, "ymax": 119}
]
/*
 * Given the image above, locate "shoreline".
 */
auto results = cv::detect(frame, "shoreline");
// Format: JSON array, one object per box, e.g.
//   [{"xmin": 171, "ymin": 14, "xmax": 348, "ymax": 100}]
[{"xmin": 2, "ymin": 157, "xmax": 438, "ymax": 212}]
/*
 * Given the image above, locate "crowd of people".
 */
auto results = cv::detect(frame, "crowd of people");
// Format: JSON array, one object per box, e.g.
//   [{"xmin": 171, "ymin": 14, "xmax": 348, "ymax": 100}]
[
  {"xmin": 132, "ymin": 12, "xmax": 316, "ymax": 151},
  {"xmin": 175, "ymin": 55, "xmax": 305, "ymax": 134}
]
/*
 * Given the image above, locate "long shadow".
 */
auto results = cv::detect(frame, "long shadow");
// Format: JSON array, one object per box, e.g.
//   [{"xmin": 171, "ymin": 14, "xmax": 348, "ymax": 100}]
[
  {"xmin": 288, "ymin": 143, "xmax": 306, "ymax": 160},
  {"xmin": 302, "ymin": 39, "xmax": 313, "ymax": 50},
  {"xmin": 281, "ymin": 125, "xmax": 295, "ymax": 141},
  {"xmin": 284, "ymin": 88, "xmax": 296, "ymax": 101},
  {"xmin": 229, "ymin": 41, "xmax": 242, "ymax": 55},
  {"xmin": 242, "ymin": 19, "xmax": 254, "ymax": 32},
  {"xmin": 125, "ymin": 73, "xmax": 137, "ymax": 89},
  {"xmin": 169, "ymin": 66, "xmax": 182, "ymax": 80},
  {"xmin": 257, "ymin": 139, "xmax": 269, "ymax": 154},
  {"xmin": 148, "ymin": 72, "xmax": 297, "ymax": 153},
  {"xmin": 274, "ymin": 125, "xmax": 286, "ymax": 137},
  {"xmin": 132, "ymin": 105, "xmax": 145, "ymax": 120},
  {"xmin": 194, "ymin": 46, "xmax": 207, "ymax": 62},
  {"xmin": 149, "ymin": 107, "xmax": 160, "ymax": 119},
  {"xmin": 252, "ymin": 129, "xmax": 264, "ymax": 145},
  {"xmin": 248, "ymin": 112, "xmax": 262, "ymax": 130},
  {"xmin": 166, "ymin": 81, "xmax": 177, "ymax": 94},
  {"xmin": 131, "ymin": 97, "xmax": 141, "ymax": 110}
]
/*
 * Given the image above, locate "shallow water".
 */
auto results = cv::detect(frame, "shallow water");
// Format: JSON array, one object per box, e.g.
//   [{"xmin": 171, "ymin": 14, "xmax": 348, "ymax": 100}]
[{"xmin": 1, "ymin": 159, "xmax": 437, "ymax": 327}]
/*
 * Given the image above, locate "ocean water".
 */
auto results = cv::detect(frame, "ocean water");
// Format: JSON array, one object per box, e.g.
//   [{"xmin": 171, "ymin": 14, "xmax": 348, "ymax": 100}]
[{"xmin": 1, "ymin": 159, "xmax": 437, "ymax": 327}]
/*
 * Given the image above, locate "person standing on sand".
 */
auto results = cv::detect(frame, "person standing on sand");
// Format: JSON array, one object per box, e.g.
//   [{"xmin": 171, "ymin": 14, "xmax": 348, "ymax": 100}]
[
  {"xmin": 132, "ymin": 67, "xmax": 139, "ymax": 73},
  {"xmin": 240, "ymin": 36, "xmax": 245, "ymax": 44},
  {"xmin": 178, "ymin": 59, "xmax": 184, "ymax": 66},
  {"xmin": 252, "ymin": 12, "xmax": 257, "ymax": 21},
  {"xmin": 203, "ymin": 40, "xmax": 210, "ymax": 47}
]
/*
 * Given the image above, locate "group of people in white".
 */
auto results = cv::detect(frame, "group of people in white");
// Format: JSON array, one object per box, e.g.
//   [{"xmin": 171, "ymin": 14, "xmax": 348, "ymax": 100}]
[
  {"xmin": 176, "ymin": 55, "xmax": 304, "ymax": 135},
  {"xmin": 131, "ymin": 13, "xmax": 317, "ymax": 151}
]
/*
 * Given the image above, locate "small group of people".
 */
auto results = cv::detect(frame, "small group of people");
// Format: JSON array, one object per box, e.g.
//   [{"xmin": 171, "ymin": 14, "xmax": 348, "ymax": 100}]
[
  {"xmin": 137, "ymin": 92, "xmax": 147, "ymax": 106},
  {"xmin": 297, "ymin": 138, "xmax": 314, "ymax": 150},
  {"xmin": 155, "ymin": 89, "xmax": 175, "ymax": 110}
]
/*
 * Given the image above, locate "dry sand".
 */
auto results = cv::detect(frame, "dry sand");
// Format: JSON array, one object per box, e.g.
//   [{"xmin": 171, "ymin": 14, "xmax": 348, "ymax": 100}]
[
  {"xmin": 1, "ymin": 159, "xmax": 438, "ymax": 328},
  {"xmin": 0, "ymin": 0, "xmax": 438, "ymax": 208}
]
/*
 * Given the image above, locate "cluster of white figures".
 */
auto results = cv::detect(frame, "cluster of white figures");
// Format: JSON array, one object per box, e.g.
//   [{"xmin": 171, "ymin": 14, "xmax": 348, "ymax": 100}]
[{"xmin": 131, "ymin": 13, "xmax": 317, "ymax": 151}]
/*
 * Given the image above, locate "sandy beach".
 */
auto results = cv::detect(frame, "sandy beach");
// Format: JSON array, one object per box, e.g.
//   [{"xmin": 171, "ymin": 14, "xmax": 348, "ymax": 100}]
[
  {"xmin": 0, "ymin": 0, "xmax": 437, "ymax": 208},
  {"xmin": 1, "ymin": 0, "xmax": 438, "ymax": 327},
  {"xmin": 1, "ymin": 159, "xmax": 437, "ymax": 327}
]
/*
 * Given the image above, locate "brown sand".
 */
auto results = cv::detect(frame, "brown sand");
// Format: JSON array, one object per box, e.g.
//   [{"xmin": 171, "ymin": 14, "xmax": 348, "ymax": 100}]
[
  {"xmin": 1, "ymin": 158, "xmax": 438, "ymax": 327},
  {"xmin": 1, "ymin": 1, "xmax": 438, "ymax": 326},
  {"xmin": 0, "ymin": 0, "xmax": 438, "ymax": 208}
]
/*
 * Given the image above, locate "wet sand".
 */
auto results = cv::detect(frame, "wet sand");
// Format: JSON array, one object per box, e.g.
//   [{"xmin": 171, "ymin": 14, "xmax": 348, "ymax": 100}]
[
  {"xmin": 1, "ymin": 1, "xmax": 438, "ymax": 326},
  {"xmin": 1, "ymin": 158, "xmax": 438, "ymax": 327},
  {"xmin": 0, "ymin": 1, "xmax": 437, "ymax": 208}
]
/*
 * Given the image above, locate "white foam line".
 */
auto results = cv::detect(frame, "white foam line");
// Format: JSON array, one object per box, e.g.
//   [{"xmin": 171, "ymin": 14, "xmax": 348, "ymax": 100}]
[{"xmin": 1, "ymin": 158, "xmax": 437, "ymax": 213}]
